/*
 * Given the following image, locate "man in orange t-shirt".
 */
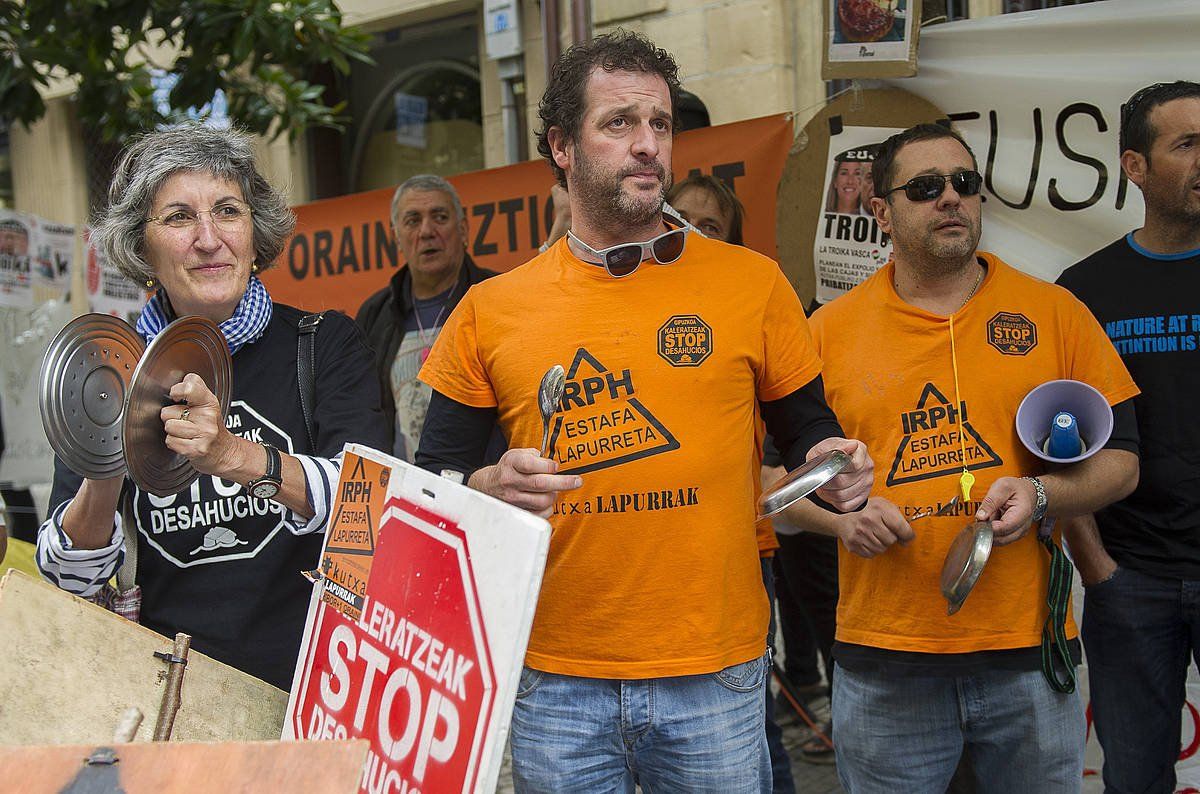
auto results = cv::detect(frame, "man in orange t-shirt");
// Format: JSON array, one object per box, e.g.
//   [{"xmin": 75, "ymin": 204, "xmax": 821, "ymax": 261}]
[
  {"xmin": 782, "ymin": 124, "xmax": 1140, "ymax": 793},
  {"xmin": 416, "ymin": 32, "xmax": 874, "ymax": 793}
]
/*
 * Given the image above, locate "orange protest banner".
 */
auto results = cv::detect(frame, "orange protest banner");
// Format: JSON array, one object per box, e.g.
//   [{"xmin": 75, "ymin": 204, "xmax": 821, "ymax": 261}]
[{"xmin": 263, "ymin": 113, "xmax": 794, "ymax": 315}]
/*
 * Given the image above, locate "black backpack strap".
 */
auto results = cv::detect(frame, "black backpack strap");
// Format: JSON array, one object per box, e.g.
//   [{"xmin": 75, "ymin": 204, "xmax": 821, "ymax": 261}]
[{"xmin": 297, "ymin": 312, "xmax": 327, "ymax": 453}]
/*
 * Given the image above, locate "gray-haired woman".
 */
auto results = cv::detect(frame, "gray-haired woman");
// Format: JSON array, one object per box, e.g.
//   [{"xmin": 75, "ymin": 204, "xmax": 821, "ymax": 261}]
[{"xmin": 37, "ymin": 121, "xmax": 388, "ymax": 690}]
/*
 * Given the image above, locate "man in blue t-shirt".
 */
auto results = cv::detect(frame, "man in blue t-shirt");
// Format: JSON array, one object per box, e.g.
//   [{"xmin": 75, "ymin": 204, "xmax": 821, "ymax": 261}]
[{"xmin": 1057, "ymin": 80, "xmax": 1200, "ymax": 794}]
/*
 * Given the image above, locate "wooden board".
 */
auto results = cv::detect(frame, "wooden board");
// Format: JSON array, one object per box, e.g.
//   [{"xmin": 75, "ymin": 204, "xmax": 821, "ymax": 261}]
[
  {"xmin": 0, "ymin": 739, "xmax": 369, "ymax": 792},
  {"xmin": 0, "ymin": 570, "xmax": 288, "ymax": 745}
]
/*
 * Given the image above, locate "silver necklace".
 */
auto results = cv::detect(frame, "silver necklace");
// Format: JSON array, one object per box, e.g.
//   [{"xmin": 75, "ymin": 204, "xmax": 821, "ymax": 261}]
[
  {"xmin": 956, "ymin": 264, "xmax": 984, "ymax": 312},
  {"xmin": 414, "ymin": 282, "xmax": 457, "ymax": 363},
  {"xmin": 895, "ymin": 262, "xmax": 984, "ymax": 313}
]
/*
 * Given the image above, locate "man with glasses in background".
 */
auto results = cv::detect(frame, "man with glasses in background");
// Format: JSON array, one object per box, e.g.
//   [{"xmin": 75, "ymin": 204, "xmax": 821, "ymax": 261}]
[
  {"xmin": 415, "ymin": 31, "xmax": 874, "ymax": 792},
  {"xmin": 1056, "ymin": 81, "xmax": 1200, "ymax": 794},
  {"xmin": 779, "ymin": 122, "xmax": 1140, "ymax": 792}
]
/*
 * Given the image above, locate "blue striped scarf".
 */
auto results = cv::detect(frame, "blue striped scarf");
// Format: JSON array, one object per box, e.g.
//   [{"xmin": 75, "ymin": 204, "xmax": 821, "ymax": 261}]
[{"xmin": 135, "ymin": 275, "xmax": 272, "ymax": 354}]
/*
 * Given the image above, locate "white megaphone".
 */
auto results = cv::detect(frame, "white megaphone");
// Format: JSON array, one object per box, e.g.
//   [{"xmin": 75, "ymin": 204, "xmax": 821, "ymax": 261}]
[{"xmin": 1015, "ymin": 379, "xmax": 1113, "ymax": 464}]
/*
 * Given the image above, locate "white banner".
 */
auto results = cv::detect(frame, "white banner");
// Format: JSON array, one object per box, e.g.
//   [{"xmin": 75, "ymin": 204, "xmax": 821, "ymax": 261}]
[{"xmin": 884, "ymin": 0, "xmax": 1197, "ymax": 282}]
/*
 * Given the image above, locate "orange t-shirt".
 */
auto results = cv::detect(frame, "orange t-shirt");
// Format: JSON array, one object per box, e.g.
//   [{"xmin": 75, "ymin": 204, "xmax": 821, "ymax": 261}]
[
  {"xmin": 420, "ymin": 234, "xmax": 822, "ymax": 677},
  {"xmin": 810, "ymin": 253, "xmax": 1139, "ymax": 654}
]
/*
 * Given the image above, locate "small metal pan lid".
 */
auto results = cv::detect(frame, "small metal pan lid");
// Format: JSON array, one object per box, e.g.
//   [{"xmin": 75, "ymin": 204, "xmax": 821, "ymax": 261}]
[
  {"xmin": 39, "ymin": 313, "xmax": 145, "ymax": 480},
  {"xmin": 123, "ymin": 317, "xmax": 232, "ymax": 497},
  {"xmin": 940, "ymin": 520, "xmax": 994, "ymax": 615},
  {"xmin": 757, "ymin": 449, "xmax": 850, "ymax": 520}
]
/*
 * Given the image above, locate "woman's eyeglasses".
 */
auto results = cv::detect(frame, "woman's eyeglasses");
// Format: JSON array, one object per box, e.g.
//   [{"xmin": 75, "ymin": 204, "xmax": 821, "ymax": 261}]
[
  {"xmin": 146, "ymin": 201, "xmax": 253, "ymax": 229},
  {"xmin": 567, "ymin": 225, "xmax": 689, "ymax": 278},
  {"xmin": 882, "ymin": 171, "xmax": 984, "ymax": 203}
]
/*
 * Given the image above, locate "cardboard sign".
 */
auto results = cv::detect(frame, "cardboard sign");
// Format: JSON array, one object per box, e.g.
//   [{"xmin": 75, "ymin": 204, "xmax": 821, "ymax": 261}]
[
  {"xmin": 286, "ymin": 445, "xmax": 550, "ymax": 794},
  {"xmin": 0, "ymin": 570, "xmax": 288, "ymax": 746},
  {"xmin": 320, "ymin": 451, "xmax": 392, "ymax": 621},
  {"xmin": 0, "ymin": 740, "xmax": 370, "ymax": 793}
]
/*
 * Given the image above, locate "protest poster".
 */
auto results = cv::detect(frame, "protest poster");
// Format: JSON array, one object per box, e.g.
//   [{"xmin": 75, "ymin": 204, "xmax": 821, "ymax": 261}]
[
  {"xmin": 30, "ymin": 216, "xmax": 74, "ymax": 297},
  {"xmin": 84, "ymin": 228, "xmax": 145, "ymax": 321},
  {"xmin": 812, "ymin": 125, "xmax": 903, "ymax": 305},
  {"xmin": 286, "ymin": 446, "xmax": 550, "ymax": 794},
  {"xmin": 0, "ymin": 210, "xmax": 32, "ymax": 308}
]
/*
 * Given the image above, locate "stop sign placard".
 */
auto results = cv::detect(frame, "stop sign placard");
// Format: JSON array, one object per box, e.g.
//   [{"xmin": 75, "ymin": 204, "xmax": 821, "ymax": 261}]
[{"xmin": 291, "ymin": 494, "xmax": 495, "ymax": 794}]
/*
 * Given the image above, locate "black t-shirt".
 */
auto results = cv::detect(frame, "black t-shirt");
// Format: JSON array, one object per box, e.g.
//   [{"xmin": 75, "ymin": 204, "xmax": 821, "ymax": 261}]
[{"xmin": 1057, "ymin": 234, "xmax": 1200, "ymax": 579}]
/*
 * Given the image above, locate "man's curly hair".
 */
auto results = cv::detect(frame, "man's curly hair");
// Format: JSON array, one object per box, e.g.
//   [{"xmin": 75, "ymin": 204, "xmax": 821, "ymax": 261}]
[{"xmin": 536, "ymin": 31, "xmax": 682, "ymax": 188}]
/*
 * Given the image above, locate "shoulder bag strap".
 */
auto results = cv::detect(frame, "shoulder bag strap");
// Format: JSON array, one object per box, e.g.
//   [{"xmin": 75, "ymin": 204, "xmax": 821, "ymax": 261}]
[
  {"xmin": 116, "ymin": 482, "xmax": 137, "ymax": 591},
  {"xmin": 297, "ymin": 312, "xmax": 327, "ymax": 453}
]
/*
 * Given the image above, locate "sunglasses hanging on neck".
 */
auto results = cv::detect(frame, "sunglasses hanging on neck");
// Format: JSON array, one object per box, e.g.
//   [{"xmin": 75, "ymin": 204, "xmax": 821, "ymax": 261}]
[{"xmin": 568, "ymin": 222, "xmax": 690, "ymax": 278}]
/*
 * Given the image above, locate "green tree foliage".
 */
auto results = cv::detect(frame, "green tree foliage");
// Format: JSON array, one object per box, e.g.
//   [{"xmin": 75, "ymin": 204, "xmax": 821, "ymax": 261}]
[{"xmin": 0, "ymin": 0, "xmax": 372, "ymax": 141}]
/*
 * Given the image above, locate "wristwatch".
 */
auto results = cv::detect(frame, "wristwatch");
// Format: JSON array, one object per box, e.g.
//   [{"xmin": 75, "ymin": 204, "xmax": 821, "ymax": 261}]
[
  {"xmin": 1024, "ymin": 475, "xmax": 1048, "ymax": 522},
  {"xmin": 248, "ymin": 443, "xmax": 282, "ymax": 500}
]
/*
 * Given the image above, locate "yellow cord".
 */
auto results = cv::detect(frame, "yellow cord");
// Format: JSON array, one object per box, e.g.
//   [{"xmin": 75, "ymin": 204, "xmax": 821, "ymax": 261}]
[{"xmin": 949, "ymin": 313, "xmax": 975, "ymax": 502}]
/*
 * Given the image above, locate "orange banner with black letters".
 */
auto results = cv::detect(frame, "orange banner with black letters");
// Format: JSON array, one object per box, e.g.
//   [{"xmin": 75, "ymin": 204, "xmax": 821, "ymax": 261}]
[{"xmin": 264, "ymin": 113, "xmax": 794, "ymax": 314}]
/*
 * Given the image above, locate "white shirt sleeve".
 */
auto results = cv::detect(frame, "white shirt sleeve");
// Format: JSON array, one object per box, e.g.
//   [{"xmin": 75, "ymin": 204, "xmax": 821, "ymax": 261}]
[
  {"xmin": 287, "ymin": 452, "xmax": 343, "ymax": 535},
  {"xmin": 35, "ymin": 499, "xmax": 124, "ymax": 597}
]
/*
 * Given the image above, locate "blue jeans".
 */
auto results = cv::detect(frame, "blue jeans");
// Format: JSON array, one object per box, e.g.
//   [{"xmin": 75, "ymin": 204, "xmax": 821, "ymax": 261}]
[
  {"xmin": 1083, "ymin": 565, "xmax": 1200, "ymax": 794},
  {"xmin": 510, "ymin": 654, "xmax": 771, "ymax": 793},
  {"xmin": 832, "ymin": 662, "xmax": 1084, "ymax": 793}
]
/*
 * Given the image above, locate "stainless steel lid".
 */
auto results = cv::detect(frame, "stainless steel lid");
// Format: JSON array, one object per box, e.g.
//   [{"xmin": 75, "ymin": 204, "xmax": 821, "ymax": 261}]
[
  {"xmin": 940, "ymin": 520, "xmax": 994, "ymax": 615},
  {"xmin": 39, "ymin": 314, "xmax": 145, "ymax": 480},
  {"xmin": 757, "ymin": 449, "xmax": 850, "ymax": 520},
  {"xmin": 123, "ymin": 317, "xmax": 232, "ymax": 497}
]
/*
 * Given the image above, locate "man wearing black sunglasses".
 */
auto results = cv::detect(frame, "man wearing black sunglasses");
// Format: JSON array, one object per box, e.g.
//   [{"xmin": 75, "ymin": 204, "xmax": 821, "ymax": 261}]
[
  {"xmin": 415, "ymin": 31, "xmax": 874, "ymax": 794},
  {"xmin": 780, "ymin": 123, "xmax": 1140, "ymax": 793},
  {"xmin": 1056, "ymin": 80, "xmax": 1200, "ymax": 794}
]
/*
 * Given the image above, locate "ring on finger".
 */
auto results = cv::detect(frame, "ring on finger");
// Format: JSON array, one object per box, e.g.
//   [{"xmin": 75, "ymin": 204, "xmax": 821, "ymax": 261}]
[{"xmin": 181, "ymin": 407, "xmax": 191, "ymax": 422}]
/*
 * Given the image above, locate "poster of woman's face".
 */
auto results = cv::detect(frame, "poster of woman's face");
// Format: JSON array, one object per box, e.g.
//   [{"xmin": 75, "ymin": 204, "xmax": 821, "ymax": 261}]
[{"xmin": 825, "ymin": 159, "xmax": 865, "ymax": 214}]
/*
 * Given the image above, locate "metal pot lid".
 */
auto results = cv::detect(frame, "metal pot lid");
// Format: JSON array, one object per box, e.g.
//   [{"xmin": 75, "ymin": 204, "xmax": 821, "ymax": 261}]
[
  {"xmin": 940, "ymin": 520, "xmax": 994, "ymax": 615},
  {"xmin": 39, "ymin": 314, "xmax": 145, "ymax": 480},
  {"xmin": 757, "ymin": 449, "xmax": 850, "ymax": 520},
  {"xmin": 123, "ymin": 317, "xmax": 232, "ymax": 497}
]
